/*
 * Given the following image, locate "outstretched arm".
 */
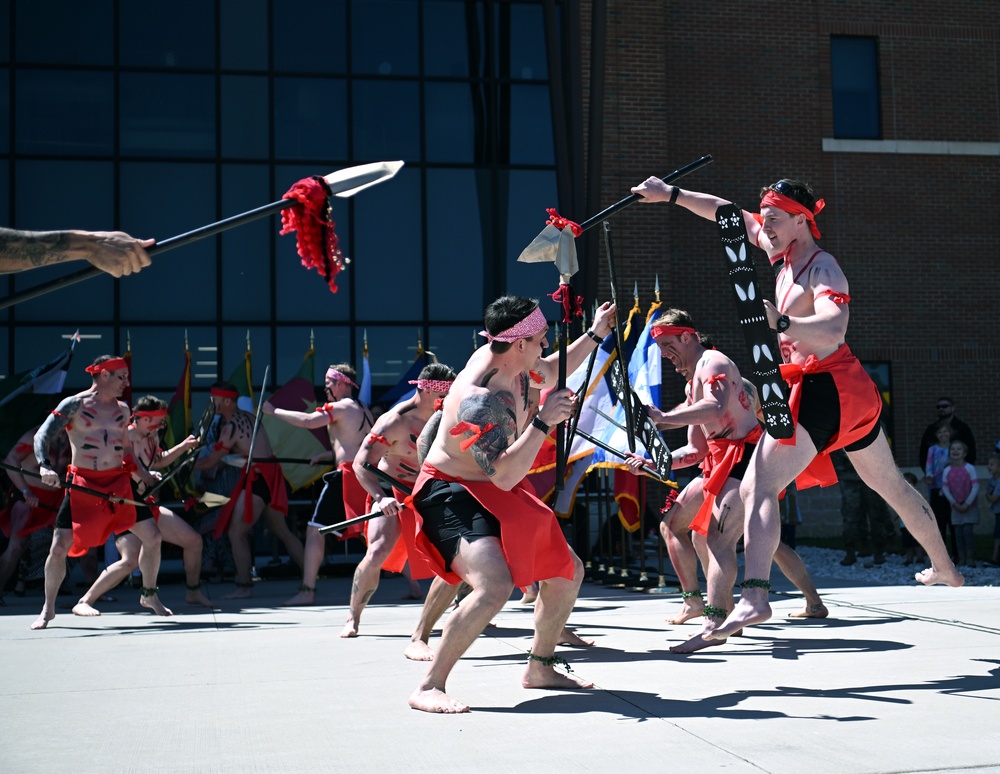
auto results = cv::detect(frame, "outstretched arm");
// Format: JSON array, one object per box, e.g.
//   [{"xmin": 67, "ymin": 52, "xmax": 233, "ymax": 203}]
[
  {"xmin": 0, "ymin": 227, "xmax": 153, "ymax": 277},
  {"xmin": 263, "ymin": 400, "xmax": 332, "ymax": 430}
]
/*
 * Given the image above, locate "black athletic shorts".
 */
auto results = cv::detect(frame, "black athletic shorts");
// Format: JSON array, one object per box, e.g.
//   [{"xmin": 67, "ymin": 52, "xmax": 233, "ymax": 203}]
[
  {"xmin": 797, "ymin": 372, "xmax": 881, "ymax": 453},
  {"xmin": 308, "ymin": 469, "xmax": 346, "ymax": 528},
  {"xmin": 415, "ymin": 479, "xmax": 501, "ymax": 572}
]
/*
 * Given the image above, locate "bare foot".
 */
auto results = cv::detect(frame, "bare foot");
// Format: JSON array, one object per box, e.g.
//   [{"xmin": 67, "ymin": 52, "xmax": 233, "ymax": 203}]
[
  {"xmin": 558, "ymin": 628, "xmax": 595, "ymax": 647},
  {"xmin": 185, "ymin": 589, "xmax": 216, "ymax": 608},
  {"xmin": 339, "ymin": 618, "xmax": 359, "ymax": 638},
  {"xmin": 402, "ymin": 589, "xmax": 424, "ymax": 601},
  {"xmin": 523, "ymin": 661, "xmax": 594, "ymax": 690},
  {"xmin": 670, "ymin": 628, "xmax": 728, "ymax": 654},
  {"xmin": 788, "ymin": 601, "xmax": 829, "ymax": 619},
  {"xmin": 30, "ymin": 610, "xmax": 54, "ymax": 630},
  {"xmin": 915, "ymin": 566, "xmax": 965, "ymax": 587},
  {"xmin": 667, "ymin": 597, "xmax": 705, "ymax": 624},
  {"xmin": 72, "ymin": 601, "xmax": 102, "ymax": 617},
  {"xmin": 140, "ymin": 594, "xmax": 174, "ymax": 616},
  {"xmin": 221, "ymin": 586, "xmax": 253, "ymax": 600},
  {"xmin": 281, "ymin": 590, "xmax": 316, "ymax": 607},
  {"xmin": 403, "ymin": 640, "xmax": 435, "ymax": 661},
  {"xmin": 519, "ymin": 588, "xmax": 538, "ymax": 605},
  {"xmin": 408, "ymin": 686, "xmax": 470, "ymax": 714},
  {"xmin": 705, "ymin": 590, "xmax": 770, "ymax": 640}
]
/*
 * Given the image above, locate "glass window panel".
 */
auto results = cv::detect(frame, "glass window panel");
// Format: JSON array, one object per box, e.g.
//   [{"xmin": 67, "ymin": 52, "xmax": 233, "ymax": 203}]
[
  {"xmin": 273, "ymin": 0, "xmax": 346, "ymax": 73},
  {"xmin": 0, "ymin": 69, "xmax": 8, "ymax": 152},
  {"xmin": 221, "ymin": 0, "xmax": 268, "ymax": 71},
  {"xmin": 14, "ymin": 327, "xmax": 115, "ymax": 391},
  {"xmin": 221, "ymin": 164, "xmax": 271, "ymax": 320},
  {"xmin": 119, "ymin": 1, "xmax": 215, "ymax": 69},
  {"xmin": 352, "ymin": 80, "xmax": 420, "ymax": 161},
  {"xmin": 427, "ymin": 168, "xmax": 483, "ymax": 320},
  {"xmin": 506, "ymin": 169, "xmax": 558, "ymax": 301},
  {"xmin": 119, "ymin": 162, "xmax": 217, "ymax": 321},
  {"xmin": 831, "ymin": 36, "xmax": 881, "ymax": 140},
  {"xmin": 11, "ymin": 160, "xmax": 115, "ymax": 322},
  {"xmin": 120, "ymin": 73, "xmax": 216, "ymax": 158},
  {"xmin": 188, "ymin": 329, "xmax": 222, "ymax": 387},
  {"xmin": 274, "ymin": 77, "xmax": 348, "ymax": 160},
  {"xmin": 0, "ymin": 159, "xmax": 5, "ymax": 309},
  {"xmin": 352, "ymin": 167, "xmax": 422, "ymax": 321},
  {"xmin": 275, "ymin": 326, "xmax": 350, "ymax": 390},
  {"xmin": 274, "ymin": 165, "xmax": 352, "ymax": 322},
  {"xmin": 222, "ymin": 326, "xmax": 271, "ymax": 401},
  {"xmin": 428, "ymin": 325, "xmax": 479, "ymax": 377},
  {"xmin": 424, "ymin": 82, "xmax": 475, "ymax": 163},
  {"xmin": 424, "ymin": 0, "xmax": 481, "ymax": 77},
  {"xmin": 351, "ymin": 1, "xmax": 419, "ymax": 76},
  {"xmin": 221, "ymin": 76, "xmax": 270, "ymax": 159},
  {"xmin": 0, "ymin": 0, "xmax": 8, "ymax": 62},
  {"xmin": 15, "ymin": 0, "xmax": 113, "ymax": 65},
  {"xmin": 124, "ymin": 326, "xmax": 214, "ymax": 394},
  {"xmin": 508, "ymin": 84, "xmax": 554, "ymax": 165},
  {"xmin": 15, "ymin": 70, "xmax": 113, "ymax": 155},
  {"xmin": 508, "ymin": 3, "xmax": 547, "ymax": 80}
]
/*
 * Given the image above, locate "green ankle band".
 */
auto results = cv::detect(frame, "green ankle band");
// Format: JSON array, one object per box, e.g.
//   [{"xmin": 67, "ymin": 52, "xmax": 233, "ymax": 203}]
[
  {"xmin": 680, "ymin": 590, "xmax": 703, "ymax": 599},
  {"xmin": 740, "ymin": 578, "xmax": 772, "ymax": 590},
  {"xmin": 186, "ymin": 583, "xmax": 201, "ymax": 591},
  {"xmin": 298, "ymin": 584, "xmax": 316, "ymax": 593},
  {"xmin": 527, "ymin": 651, "xmax": 572, "ymax": 672},
  {"xmin": 140, "ymin": 586, "xmax": 159, "ymax": 598},
  {"xmin": 702, "ymin": 604, "xmax": 728, "ymax": 620}
]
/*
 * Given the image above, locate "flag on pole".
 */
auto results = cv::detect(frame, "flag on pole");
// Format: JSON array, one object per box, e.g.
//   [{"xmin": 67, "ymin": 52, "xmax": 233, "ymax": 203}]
[
  {"xmin": 262, "ymin": 341, "xmax": 331, "ymax": 491},
  {"xmin": 0, "ymin": 331, "xmax": 79, "ymax": 454},
  {"xmin": 359, "ymin": 332, "xmax": 372, "ymax": 406},
  {"xmin": 228, "ymin": 333, "xmax": 254, "ymax": 409},
  {"xmin": 163, "ymin": 338, "xmax": 192, "ymax": 451},
  {"xmin": 375, "ymin": 337, "xmax": 434, "ymax": 408},
  {"xmin": 122, "ymin": 331, "xmax": 133, "ymax": 408}
]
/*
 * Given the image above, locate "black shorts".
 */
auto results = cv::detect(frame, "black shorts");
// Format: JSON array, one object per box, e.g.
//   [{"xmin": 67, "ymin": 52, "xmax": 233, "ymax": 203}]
[
  {"xmin": 797, "ymin": 372, "xmax": 881, "ymax": 453},
  {"xmin": 730, "ymin": 441, "xmax": 756, "ymax": 481},
  {"xmin": 415, "ymin": 479, "xmax": 501, "ymax": 572},
  {"xmin": 54, "ymin": 493, "xmax": 72, "ymax": 531},
  {"xmin": 307, "ymin": 469, "xmax": 346, "ymax": 528}
]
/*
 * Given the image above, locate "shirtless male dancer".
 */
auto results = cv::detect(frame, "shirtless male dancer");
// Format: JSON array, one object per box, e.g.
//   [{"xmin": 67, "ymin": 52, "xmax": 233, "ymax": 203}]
[
  {"xmin": 0, "ymin": 426, "xmax": 70, "ymax": 599},
  {"xmin": 632, "ymin": 175, "xmax": 963, "ymax": 640},
  {"xmin": 30, "ymin": 355, "xmax": 170, "ymax": 629},
  {"xmin": 195, "ymin": 382, "xmax": 304, "ymax": 600},
  {"xmin": 346, "ymin": 363, "xmax": 456, "ymax": 638},
  {"xmin": 263, "ymin": 363, "xmax": 373, "ymax": 606},
  {"xmin": 404, "ymin": 295, "xmax": 615, "ymax": 713},
  {"xmin": 639, "ymin": 308, "xmax": 826, "ymax": 653},
  {"xmin": 71, "ymin": 396, "xmax": 214, "ymax": 614}
]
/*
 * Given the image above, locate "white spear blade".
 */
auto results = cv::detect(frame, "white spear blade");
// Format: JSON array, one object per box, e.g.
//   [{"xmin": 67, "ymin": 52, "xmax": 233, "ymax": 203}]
[{"xmin": 323, "ymin": 160, "xmax": 405, "ymax": 198}]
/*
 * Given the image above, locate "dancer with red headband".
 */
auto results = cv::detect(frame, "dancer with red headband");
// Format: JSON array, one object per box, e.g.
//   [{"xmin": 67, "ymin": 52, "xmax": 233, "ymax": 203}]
[
  {"xmin": 195, "ymin": 382, "xmax": 304, "ymax": 600},
  {"xmin": 635, "ymin": 309, "xmax": 827, "ymax": 652},
  {"xmin": 29, "ymin": 355, "xmax": 169, "ymax": 629},
  {"xmin": 403, "ymin": 294, "xmax": 615, "ymax": 713},
  {"xmin": 342, "ymin": 362, "xmax": 457, "ymax": 639},
  {"xmin": 71, "ymin": 396, "xmax": 214, "ymax": 615},
  {"xmin": 263, "ymin": 363, "xmax": 373, "ymax": 606},
  {"xmin": 631, "ymin": 176, "xmax": 963, "ymax": 640}
]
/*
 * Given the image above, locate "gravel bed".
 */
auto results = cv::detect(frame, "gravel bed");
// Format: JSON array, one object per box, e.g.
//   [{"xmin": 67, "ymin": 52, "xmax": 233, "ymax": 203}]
[{"xmin": 792, "ymin": 544, "xmax": 999, "ymax": 588}]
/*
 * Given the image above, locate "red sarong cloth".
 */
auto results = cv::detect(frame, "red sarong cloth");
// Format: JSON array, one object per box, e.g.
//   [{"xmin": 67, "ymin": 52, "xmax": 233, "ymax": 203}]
[
  {"xmin": 691, "ymin": 425, "xmax": 764, "ymax": 536},
  {"xmin": 338, "ymin": 462, "xmax": 370, "ymax": 541},
  {"xmin": 779, "ymin": 343, "xmax": 882, "ymax": 489},
  {"xmin": 362, "ymin": 485, "xmax": 411, "ymax": 573},
  {"xmin": 212, "ymin": 462, "xmax": 288, "ymax": 538},
  {"xmin": 402, "ymin": 464, "xmax": 576, "ymax": 588},
  {"xmin": 65, "ymin": 466, "xmax": 137, "ymax": 558},
  {"xmin": 0, "ymin": 485, "xmax": 64, "ymax": 538}
]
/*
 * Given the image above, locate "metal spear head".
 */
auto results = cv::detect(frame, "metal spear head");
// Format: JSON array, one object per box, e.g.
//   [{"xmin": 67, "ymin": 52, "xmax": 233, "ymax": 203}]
[{"xmin": 323, "ymin": 161, "xmax": 405, "ymax": 198}]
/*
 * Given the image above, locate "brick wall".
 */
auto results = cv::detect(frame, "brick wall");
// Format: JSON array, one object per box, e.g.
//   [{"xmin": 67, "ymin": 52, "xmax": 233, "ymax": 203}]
[{"xmin": 577, "ymin": 1, "xmax": 1000, "ymax": 476}]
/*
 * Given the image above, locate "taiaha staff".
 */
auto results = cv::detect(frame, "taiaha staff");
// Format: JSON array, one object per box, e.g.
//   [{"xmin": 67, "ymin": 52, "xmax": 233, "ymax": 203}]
[
  {"xmin": 245, "ymin": 366, "xmax": 270, "ymax": 474},
  {"xmin": 144, "ymin": 444, "xmax": 205, "ymax": 499},
  {"xmin": 222, "ymin": 455, "xmax": 324, "ymax": 468},
  {"xmin": 569, "ymin": 429, "xmax": 669, "ymax": 484},
  {"xmin": 0, "ymin": 160, "xmax": 405, "ymax": 310},
  {"xmin": 601, "ymin": 221, "xmax": 636, "ymax": 453},
  {"xmin": 317, "ymin": 501, "xmax": 383, "ymax": 536},
  {"xmin": 0, "ymin": 461, "xmax": 146, "ymax": 508},
  {"xmin": 361, "ymin": 461, "xmax": 413, "ymax": 495}
]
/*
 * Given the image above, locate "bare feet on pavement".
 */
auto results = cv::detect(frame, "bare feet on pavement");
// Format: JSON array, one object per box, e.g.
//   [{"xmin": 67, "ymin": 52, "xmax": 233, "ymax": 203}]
[
  {"xmin": 667, "ymin": 596, "xmax": 705, "ymax": 624},
  {"xmin": 558, "ymin": 628, "xmax": 595, "ymax": 647},
  {"xmin": 221, "ymin": 586, "xmax": 253, "ymax": 600},
  {"xmin": 72, "ymin": 601, "xmax": 102, "ymax": 617},
  {"xmin": 670, "ymin": 628, "xmax": 728, "ymax": 654},
  {"xmin": 408, "ymin": 686, "xmax": 470, "ymax": 713},
  {"xmin": 281, "ymin": 589, "xmax": 316, "ymax": 606},
  {"xmin": 140, "ymin": 593, "xmax": 173, "ymax": 616},
  {"xmin": 522, "ymin": 661, "xmax": 594, "ymax": 690},
  {"xmin": 186, "ymin": 588, "xmax": 216, "ymax": 608},
  {"xmin": 403, "ymin": 640, "xmax": 435, "ymax": 661},
  {"xmin": 915, "ymin": 566, "xmax": 964, "ymax": 587},
  {"xmin": 788, "ymin": 601, "xmax": 829, "ymax": 619},
  {"xmin": 30, "ymin": 610, "xmax": 54, "ymax": 630},
  {"xmin": 339, "ymin": 618, "xmax": 359, "ymax": 638},
  {"xmin": 705, "ymin": 589, "xmax": 770, "ymax": 640}
]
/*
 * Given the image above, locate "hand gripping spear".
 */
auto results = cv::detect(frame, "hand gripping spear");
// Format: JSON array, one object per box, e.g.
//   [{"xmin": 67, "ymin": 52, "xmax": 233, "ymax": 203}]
[
  {"xmin": 518, "ymin": 155, "xmax": 713, "ymax": 487},
  {"xmin": 0, "ymin": 160, "xmax": 404, "ymax": 310}
]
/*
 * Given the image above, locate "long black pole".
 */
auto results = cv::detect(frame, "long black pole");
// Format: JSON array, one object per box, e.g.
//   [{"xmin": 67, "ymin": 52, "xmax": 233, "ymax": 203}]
[
  {"xmin": 602, "ymin": 222, "xmax": 636, "ymax": 452},
  {"xmin": 555, "ymin": 325, "xmax": 567, "ymax": 492}
]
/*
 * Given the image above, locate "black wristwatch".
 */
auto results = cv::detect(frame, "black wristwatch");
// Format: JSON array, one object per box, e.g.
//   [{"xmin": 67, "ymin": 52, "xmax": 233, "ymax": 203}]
[
  {"xmin": 776, "ymin": 314, "xmax": 791, "ymax": 333},
  {"xmin": 531, "ymin": 415, "xmax": 550, "ymax": 434}
]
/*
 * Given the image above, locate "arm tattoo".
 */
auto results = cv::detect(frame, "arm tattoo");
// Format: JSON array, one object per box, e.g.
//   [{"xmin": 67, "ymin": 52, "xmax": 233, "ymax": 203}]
[
  {"xmin": 416, "ymin": 411, "xmax": 442, "ymax": 465},
  {"xmin": 35, "ymin": 395, "xmax": 79, "ymax": 464},
  {"xmin": 458, "ymin": 392, "xmax": 516, "ymax": 477},
  {"xmin": 0, "ymin": 228, "xmax": 72, "ymax": 272}
]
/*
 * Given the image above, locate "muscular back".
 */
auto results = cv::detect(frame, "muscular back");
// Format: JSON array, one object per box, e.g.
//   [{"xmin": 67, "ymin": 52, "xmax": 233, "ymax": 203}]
[
  {"xmin": 326, "ymin": 398, "xmax": 373, "ymax": 466},
  {"xmin": 220, "ymin": 408, "xmax": 274, "ymax": 458},
  {"xmin": 690, "ymin": 349, "xmax": 760, "ymax": 442}
]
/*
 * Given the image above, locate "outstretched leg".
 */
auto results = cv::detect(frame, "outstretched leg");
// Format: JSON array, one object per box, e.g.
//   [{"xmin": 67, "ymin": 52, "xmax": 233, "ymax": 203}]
[
  {"xmin": 404, "ymin": 576, "xmax": 459, "ymax": 661},
  {"xmin": 30, "ymin": 528, "xmax": 73, "ymax": 630},
  {"xmin": 73, "ymin": 532, "xmax": 139, "ymax": 616}
]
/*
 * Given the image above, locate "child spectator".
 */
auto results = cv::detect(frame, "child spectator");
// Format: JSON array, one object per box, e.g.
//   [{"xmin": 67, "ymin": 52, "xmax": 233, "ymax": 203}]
[{"xmin": 941, "ymin": 440, "xmax": 979, "ymax": 567}]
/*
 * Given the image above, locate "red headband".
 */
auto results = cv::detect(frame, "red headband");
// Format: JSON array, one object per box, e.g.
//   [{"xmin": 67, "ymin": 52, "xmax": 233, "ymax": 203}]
[
  {"xmin": 210, "ymin": 387, "xmax": 239, "ymax": 400},
  {"xmin": 759, "ymin": 191, "xmax": 826, "ymax": 239},
  {"xmin": 409, "ymin": 379, "xmax": 454, "ymax": 394},
  {"xmin": 133, "ymin": 409, "xmax": 167, "ymax": 419},
  {"xmin": 650, "ymin": 325, "xmax": 696, "ymax": 339},
  {"xmin": 85, "ymin": 358, "xmax": 128, "ymax": 375},
  {"xmin": 325, "ymin": 369, "xmax": 359, "ymax": 389}
]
